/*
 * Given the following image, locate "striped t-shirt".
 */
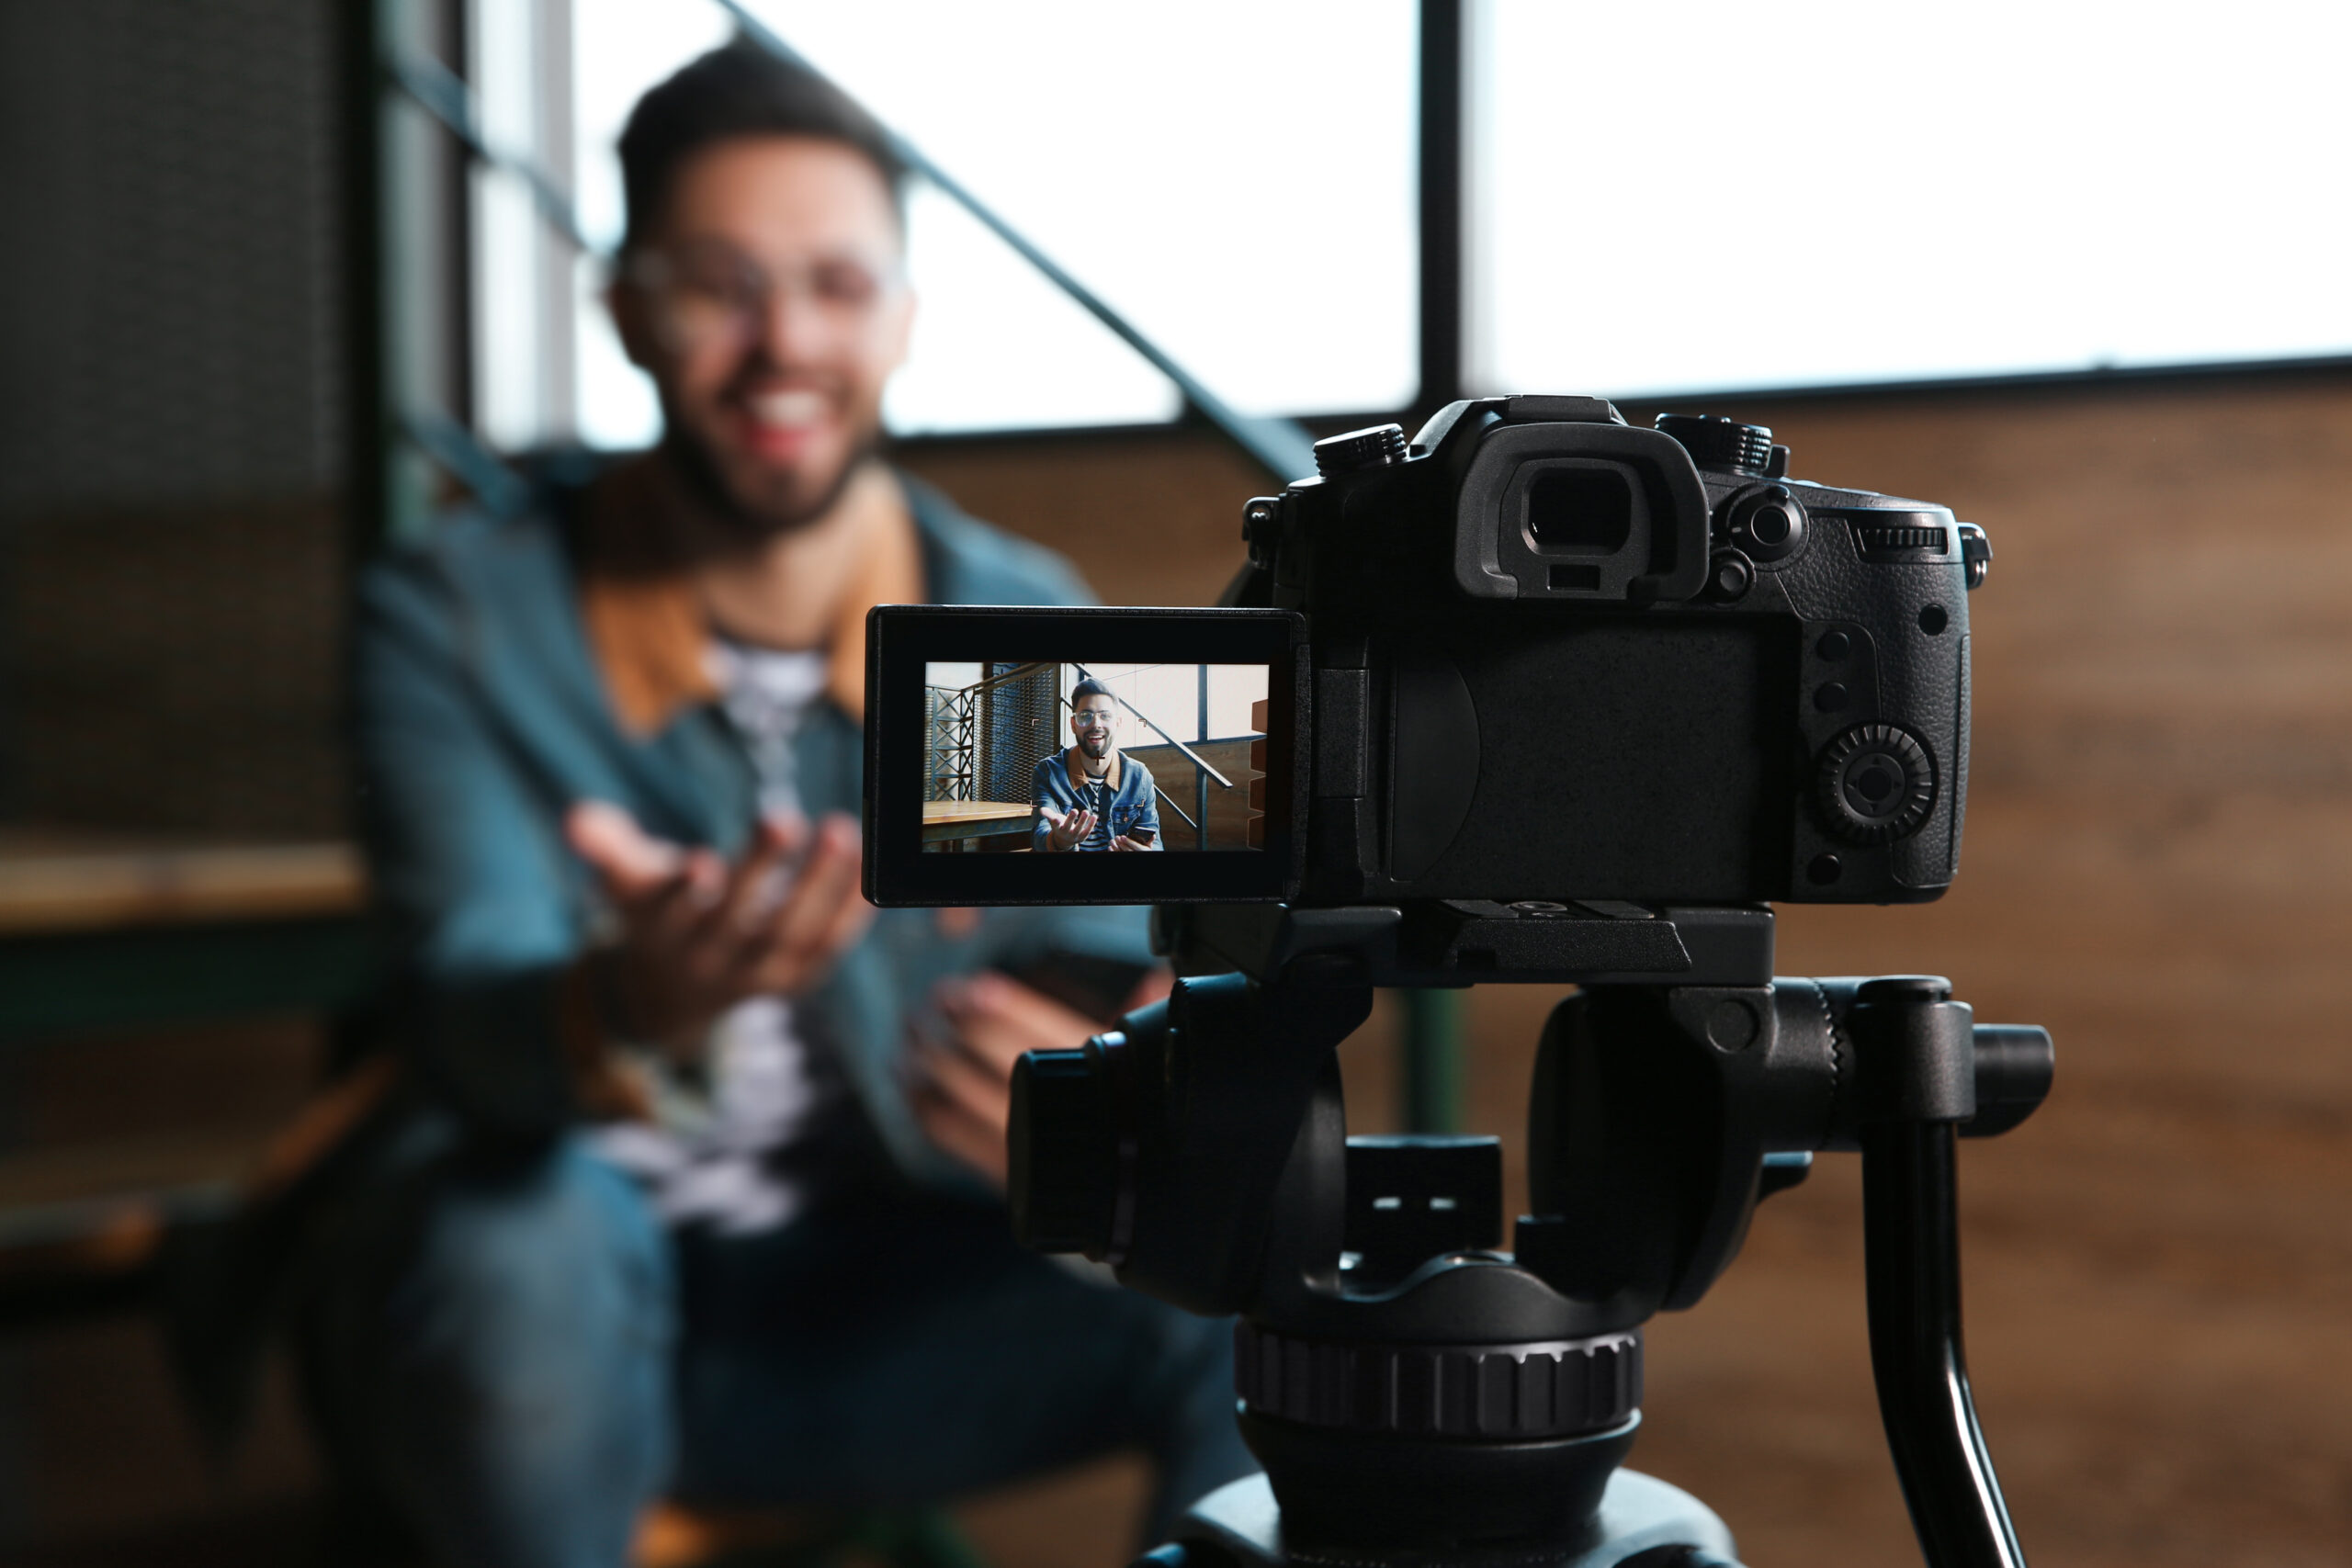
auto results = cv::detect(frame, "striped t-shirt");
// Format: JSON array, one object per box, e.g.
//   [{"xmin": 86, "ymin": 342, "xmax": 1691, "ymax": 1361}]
[{"xmin": 1077, "ymin": 775, "xmax": 1115, "ymax": 850}]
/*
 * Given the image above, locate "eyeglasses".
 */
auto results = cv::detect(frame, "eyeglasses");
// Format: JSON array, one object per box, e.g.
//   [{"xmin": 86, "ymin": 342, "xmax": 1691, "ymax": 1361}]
[
  {"xmin": 627, "ymin": 242, "xmax": 905, "ymax": 350},
  {"xmin": 1072, "ymin": 712, "xmax": 1114, "ymax": 729}
]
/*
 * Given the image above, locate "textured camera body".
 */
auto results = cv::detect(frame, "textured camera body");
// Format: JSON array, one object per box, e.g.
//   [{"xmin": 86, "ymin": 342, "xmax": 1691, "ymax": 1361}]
[{"xmin": 1242, "ymin": 396, "xmax": 1981, "ymax": 906}]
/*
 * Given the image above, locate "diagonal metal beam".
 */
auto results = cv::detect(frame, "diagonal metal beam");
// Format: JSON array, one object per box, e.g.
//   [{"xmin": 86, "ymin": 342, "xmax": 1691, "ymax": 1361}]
[
  {"xmin": 711, "ymin": 0, "xmax": 1318, "ymax": 487},
  {"xmin": 1153, "ymin": 786, "xmax": 1200, "ymax": 832},
  {"xmin": 403, "ymin": 406, "xmax": 532, "ymax": 517},
  {"xmin": 388, "ymin": 47, "xmax": 598, "ymax": 254}
]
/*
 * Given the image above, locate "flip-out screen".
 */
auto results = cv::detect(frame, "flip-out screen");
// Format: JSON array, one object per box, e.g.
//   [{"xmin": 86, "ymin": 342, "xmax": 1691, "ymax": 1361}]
[{"xmin": 865, "ymin": 607, "xmax": 1305, "ymax": 905}]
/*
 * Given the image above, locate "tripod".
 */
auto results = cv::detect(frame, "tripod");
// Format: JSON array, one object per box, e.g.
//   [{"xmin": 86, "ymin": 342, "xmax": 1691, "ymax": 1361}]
[{"xmin": 1011, "ymin": 902, "xmax": 2052, "ymax": 1568}]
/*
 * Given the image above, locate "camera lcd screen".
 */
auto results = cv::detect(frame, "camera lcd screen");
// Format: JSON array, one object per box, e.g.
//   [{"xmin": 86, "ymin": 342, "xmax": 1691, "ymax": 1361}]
[
  {"xmin": 865, "ymin": 606, "xmax": 1306, "ymax": 905},
  {"xmin": 922, "ymin": 660, "xmax": 1271, "ymax": 854}
]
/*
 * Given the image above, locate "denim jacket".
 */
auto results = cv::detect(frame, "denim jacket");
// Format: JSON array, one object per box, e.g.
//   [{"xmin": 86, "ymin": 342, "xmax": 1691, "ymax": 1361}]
[
  {"xmin": 352, "ymin": 466, "xmax": 1153, "ymax": 1183},
  {"xmin": 1030, "ymin": 750, "xmax": 1161, "ymax": 852}
]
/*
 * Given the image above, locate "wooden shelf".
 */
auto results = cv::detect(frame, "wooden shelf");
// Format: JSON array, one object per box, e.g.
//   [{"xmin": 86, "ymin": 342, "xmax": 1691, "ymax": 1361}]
[{"xmin": 0, "ymin": 831, "xmax": 365, "ymax": 935}]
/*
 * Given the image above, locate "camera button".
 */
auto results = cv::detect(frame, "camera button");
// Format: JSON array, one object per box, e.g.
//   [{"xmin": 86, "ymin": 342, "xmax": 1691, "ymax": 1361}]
[
  {"xmin": 1704, "ymin": 548, "xmax": 1755, "ymax": 603},
  {"xmin": 1815, "ymin": 682, "xmax": 1851, "ymax": 714},
  {"xmin": 1816, "ymin": 630, "xmax": 1852, "ymax": 661},
  {"xmin": 1725, "ymin": 484, "xmax": 1809, "ymax": 563},
  {"xmin": 1507, "ymin": 899, "xmax": 1572, "ymax": 919}
]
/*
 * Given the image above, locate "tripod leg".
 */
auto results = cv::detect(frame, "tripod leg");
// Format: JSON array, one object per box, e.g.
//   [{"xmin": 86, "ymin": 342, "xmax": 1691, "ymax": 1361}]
[{"xmin": 1860, "ymin": 1122, "xmax": 2027, "ymax": 1568}]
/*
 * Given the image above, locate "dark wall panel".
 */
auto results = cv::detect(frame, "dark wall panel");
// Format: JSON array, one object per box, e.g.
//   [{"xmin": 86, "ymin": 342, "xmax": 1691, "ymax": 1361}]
[{"xmin": 0, "ymin": 0, "xmax": 348, "ymax": 837}]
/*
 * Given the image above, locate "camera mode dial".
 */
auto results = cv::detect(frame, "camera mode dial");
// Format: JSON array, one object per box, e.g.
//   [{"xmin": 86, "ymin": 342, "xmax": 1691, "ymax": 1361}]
[
  {"xmin": 1655, "ymin": 413, "xmax": 1786, "ymax": 479},
  {"xmin": 1816, "ymin": 725, "xmax": 1936, "ymax": 843}
]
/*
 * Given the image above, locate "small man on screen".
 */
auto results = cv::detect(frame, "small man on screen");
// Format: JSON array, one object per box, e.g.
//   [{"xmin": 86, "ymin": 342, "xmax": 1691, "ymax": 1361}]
[{"xmin": 1035, "ymin": 677, "xmax": 1163, "ymax": 852}]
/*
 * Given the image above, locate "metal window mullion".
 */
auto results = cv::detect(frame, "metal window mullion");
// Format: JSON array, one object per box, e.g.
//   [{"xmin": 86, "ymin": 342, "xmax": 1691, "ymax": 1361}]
[
  {"xmin": 389, "ymin": 46, "xmax": 594, "ymax": 252},
  {"xmin": 1404, "ymin": 0, "xmax": 1472, "ymax": 1136},
  {"xmin": 1418, "ymin": 0, "xmax": 1466, "ymax": 423},
  {"xmin": 366, "ymin": 0, "xmax": 595, "ymax": 538}
]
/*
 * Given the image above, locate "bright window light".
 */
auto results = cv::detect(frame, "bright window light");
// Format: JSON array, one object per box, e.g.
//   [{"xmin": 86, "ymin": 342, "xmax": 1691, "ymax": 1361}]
[
  {"xmin": 571, "ymin": 0, "xmax": 1416, "ymax": 449},
  {"xmin": 571, "ymin": 0, "xmax": 732, "ymax": 448},
  {"xmin": 1469, "ymin": 0, "xmax": 2352, "ymax": 400}
]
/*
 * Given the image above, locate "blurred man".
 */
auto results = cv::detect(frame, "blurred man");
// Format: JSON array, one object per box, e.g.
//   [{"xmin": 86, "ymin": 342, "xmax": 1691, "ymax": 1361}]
[
  {"xmin": 1035, "ymin": 677, "xmax": 1162, "ymax": 852},
  {"xmin": 317, "ymin": 39, "xmax": 1250, "ymax": 1568}
]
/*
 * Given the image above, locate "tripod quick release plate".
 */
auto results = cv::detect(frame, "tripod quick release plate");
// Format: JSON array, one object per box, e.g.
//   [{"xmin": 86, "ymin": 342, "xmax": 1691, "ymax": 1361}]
[{"xmin": 1157, "ymin": 900, "xmax": 1776, "ymax": 987}]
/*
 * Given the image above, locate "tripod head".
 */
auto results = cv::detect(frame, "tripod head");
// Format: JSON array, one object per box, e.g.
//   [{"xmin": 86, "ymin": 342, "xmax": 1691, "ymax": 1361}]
[{"xmin": 1011, "ymin": 906, "xmax": 2052, "ymax": 1567}]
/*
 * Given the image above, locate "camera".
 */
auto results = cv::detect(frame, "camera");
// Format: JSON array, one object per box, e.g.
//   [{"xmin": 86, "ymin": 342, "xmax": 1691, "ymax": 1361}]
[
  {"xmin": 1241, "ymin": 394, "xmax": 1987, "ymax": 908},
  {"xmin": 865, "ymin": 395, "xmax": 1991, "ymax": 926}
]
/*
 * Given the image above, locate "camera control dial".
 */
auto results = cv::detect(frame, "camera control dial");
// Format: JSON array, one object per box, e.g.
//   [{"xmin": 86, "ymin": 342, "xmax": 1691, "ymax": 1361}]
[
  {"xmin": 1312, "ymin": 423, "xmax": 1409, "ymax": 478},
  {"xmin": 1816, "ymin": 725, "xmax": 1937, "ymax": 843}
]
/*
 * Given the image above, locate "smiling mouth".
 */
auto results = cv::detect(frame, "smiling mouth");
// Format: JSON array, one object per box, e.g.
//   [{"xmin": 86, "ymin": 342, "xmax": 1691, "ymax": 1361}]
[
  {"xmin": 746, "ymin": 388, "xmax": 829, "ymax": 431},
  {"xmin": 729, "ymin": 388, "xmax": 841, "ymax": 460}
]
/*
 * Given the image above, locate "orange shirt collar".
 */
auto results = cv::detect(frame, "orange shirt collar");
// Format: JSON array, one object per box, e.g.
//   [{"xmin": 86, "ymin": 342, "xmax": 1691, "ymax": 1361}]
[{"xmin": 575, "ymin": 469, "xmax": 924, "ymax": 737}]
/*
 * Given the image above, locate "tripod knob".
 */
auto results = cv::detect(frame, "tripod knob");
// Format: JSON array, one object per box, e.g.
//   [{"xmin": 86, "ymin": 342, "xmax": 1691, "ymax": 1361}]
[
  {"xmin": 1962, "ymin": 1023, "xmax": 2055, "ymax": 1138},
  {"xmin": 1237, "ymin": 1322, "xmax": 1641, "ymax": 1439},
  {"xmin": 1009, "ymin": 1045, "xmax": 1120, "ymax": 1257}
]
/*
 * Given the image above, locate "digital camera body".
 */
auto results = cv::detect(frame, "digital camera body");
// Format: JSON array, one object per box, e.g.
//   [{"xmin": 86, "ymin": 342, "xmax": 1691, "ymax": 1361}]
[{"xmin": 1238, "ymin": 395, "xmax": 1986, "ymax": 907}]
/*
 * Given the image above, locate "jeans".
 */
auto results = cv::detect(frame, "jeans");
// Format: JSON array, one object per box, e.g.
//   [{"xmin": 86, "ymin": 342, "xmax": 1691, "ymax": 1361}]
[{"xmin": 303, "ymin": 1121, "xmax": 1255, "ymax": 1568}]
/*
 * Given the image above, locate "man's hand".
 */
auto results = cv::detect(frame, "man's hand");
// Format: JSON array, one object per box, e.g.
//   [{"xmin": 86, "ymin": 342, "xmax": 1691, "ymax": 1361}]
[
  {"xmin": 1111, "ymin": 834, "xmax": 1148, "ymax": 852},
  {"xmin": 910, "ymin": 967, "xmax": 1172, "ymax": 1187},
  {"xmin": 565, "ymin": 800, "xmax": 874, "ymax": 1056},
  {"xmin": 1037, "ymin": 804, "xmax": 1096, "ymax": 852}
]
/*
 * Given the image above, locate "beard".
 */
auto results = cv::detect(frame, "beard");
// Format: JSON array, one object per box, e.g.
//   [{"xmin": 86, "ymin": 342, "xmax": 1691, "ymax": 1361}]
[
  {"xmin": 1078, "ymin": 730, "xmax": 1113, "ymax": 761},
  {"xmin": 659, "ymin": 406, "xmax": 880, "ymax": 552}
]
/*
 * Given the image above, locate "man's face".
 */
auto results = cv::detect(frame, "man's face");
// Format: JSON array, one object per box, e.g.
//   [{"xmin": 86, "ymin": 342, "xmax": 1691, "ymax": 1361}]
[
  {"xmin": 1071, "ymin": 697, "xmax": 1115, "ymax": 761},
  {"xmin": 614, "ymin": 136, "xmax": 913, "ymax": 535}
]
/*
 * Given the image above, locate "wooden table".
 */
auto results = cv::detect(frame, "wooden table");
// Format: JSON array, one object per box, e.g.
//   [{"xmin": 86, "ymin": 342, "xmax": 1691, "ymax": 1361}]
[{"xmin": 921, "ymin": 801, "xmax": 1034, "ymax": 848}]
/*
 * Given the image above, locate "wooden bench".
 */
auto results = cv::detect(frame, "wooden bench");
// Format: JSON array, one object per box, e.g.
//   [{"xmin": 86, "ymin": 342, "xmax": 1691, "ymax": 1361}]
[
  {"xmin": 0, "ymin": 833, "xmax": 988, "ymax": 1567},
  {"xmin": 0, "ymin": 832, "xmax": 375, "ymax": 1336}
]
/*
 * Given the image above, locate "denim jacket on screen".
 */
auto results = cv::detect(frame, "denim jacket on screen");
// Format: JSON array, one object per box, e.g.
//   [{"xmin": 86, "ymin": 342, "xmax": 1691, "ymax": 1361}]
[
  {"xmin": 1030, "ymin": 751, "xmax": 1161, "ymax": 852},
  {"xmin": 352, "ymin": 466, "xmax": 1154, "ymax": 1185}
]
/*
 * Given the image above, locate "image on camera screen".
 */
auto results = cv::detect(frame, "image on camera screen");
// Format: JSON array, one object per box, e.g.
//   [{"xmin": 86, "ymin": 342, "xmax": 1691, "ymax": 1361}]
[{"xmin": 922, "ymin": 661, "xmax": 1271, "ymax": 856}]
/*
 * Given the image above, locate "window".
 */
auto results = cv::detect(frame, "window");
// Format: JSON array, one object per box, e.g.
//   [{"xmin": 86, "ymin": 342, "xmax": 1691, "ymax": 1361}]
[
  {"xmin": 1467, "ymin": 0, "xmax": 2352, "ymax": 400},
  {"xmin": 567, "ymin": 0, "xmax": 1416, "ymax": 447},
  {"xmin": 474, "ymin": 1, "xmax": 2352, "ymax": 457}
]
